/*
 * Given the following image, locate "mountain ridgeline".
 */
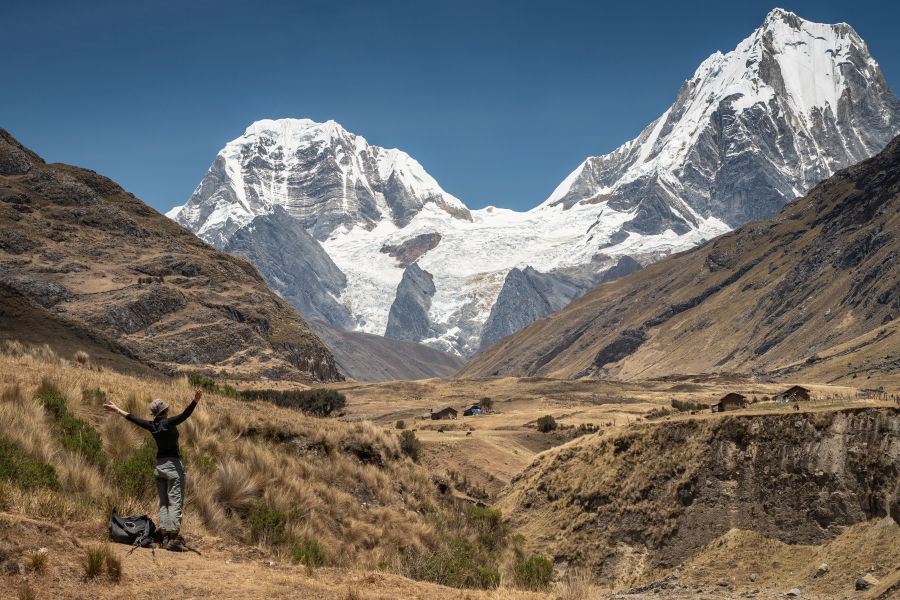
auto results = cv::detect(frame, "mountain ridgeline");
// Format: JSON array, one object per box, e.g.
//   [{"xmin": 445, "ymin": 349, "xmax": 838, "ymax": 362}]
[
  {"xmin": 462, "ymin": 133, "xmax": 900, "ymax": 382},
  {"xmin": 0, "ymin": 130, "xmax": 340, "ymax": 382},
  {"xmin": 169, "ymin": 9, "xmax": 900, "ymax": 359}
]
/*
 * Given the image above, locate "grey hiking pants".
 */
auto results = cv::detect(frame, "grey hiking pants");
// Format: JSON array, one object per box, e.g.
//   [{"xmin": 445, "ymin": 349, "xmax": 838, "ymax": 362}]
[{"xmin": 154, "ymin": 458, "xmax": 185, "ymax": 532}]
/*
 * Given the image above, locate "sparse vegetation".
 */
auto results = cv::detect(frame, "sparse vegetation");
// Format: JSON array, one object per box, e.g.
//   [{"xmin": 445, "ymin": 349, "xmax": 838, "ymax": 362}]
[
  {"xmin": 36, "ymin": 381, "xmax": 107, "ymax": 467},
  {"xmin": 395, "ymin": 419, "xmax": 405, "ymax": 429},
  {"xmin": 555, "ymin": 568, "xmax": 593, "ymax": 600},
  {"xmin": 671, "ymin": 399, "xmax": 706, "ymax": 412},
  {"xmin": 240, "ymin": 388, "xmax": 347, "ymax": 417},
  {"xmin": 105, "ymin": 547, "xmax": 123, "ymax": 582},
  {"xmin": 399, "ymin": 430, "xmax": 422, "ymax": 461},
  {"xmin": 0, "ymin": 436, "xmax": 61, "ymax": 491},
  {"xmin": 74, "ymin": 350, "xmax": 90, "ymax": 365},
  {"xmin": 188, "ymin": 372, "xmax": 238, "ymax": 398},
  {"xmin": 248, "ymin": 502, "xmax": 288, "ymax": 545},
  {"xmin": 513, "ymin": 554, "xmax": 554, "ymax": 590},
  {"xmin": 291, "ymin": 538, "xmax": 329, "ymax": 567},
  {"xmin": 113, "ymin": 438, "xmax": 157, "ymax": 498},
  {"xmin": 479, "ymin": 397, "xmax": 494, "ymax": 412},
  {"xmin": 536, "ymin": 415, "xmax": 558, "ymax": 432}
]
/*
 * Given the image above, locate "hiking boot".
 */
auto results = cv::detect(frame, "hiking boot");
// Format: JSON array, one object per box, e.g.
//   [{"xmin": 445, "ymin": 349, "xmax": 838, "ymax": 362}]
[{"xmin": 163, "ymin": 530, "xmax": 187, "ymax": 552}]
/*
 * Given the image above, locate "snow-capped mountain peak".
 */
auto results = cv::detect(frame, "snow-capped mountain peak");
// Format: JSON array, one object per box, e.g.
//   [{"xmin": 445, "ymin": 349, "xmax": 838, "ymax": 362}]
[
  {"xmin": 170, "ymin": 11, "xmax": 900, "ymax": 358},
  {"xmin": 169, "ymin": 117, "xmax": 470, "ymax": 247}
]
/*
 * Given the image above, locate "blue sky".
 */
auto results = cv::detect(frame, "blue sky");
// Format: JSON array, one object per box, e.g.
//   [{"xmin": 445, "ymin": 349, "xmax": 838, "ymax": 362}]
[{"xmin": 4, "ymin": 1, "xmax": 899, "ymax": 212}]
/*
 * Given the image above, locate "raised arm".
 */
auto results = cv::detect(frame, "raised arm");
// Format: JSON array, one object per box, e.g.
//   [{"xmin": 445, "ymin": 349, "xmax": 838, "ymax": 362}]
[
  {"xmin": 103, "ymin": 401, "xmax": 153, "ymax": 431},
  {"xmin": 166, "ymin": 390, "xmax": 202, "ymax": 426}
]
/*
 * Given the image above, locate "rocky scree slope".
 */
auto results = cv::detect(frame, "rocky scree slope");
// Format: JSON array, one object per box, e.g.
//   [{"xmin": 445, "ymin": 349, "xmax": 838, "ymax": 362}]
[
  {"xmin": 0, "ymin": 130, "xmax": 340, "ymax": 381},
  {"xmin": 499, "ymin": 407, "xmax": 900, "ymax": 587},
  {"xmin": 169, "ymin": 10, "xmax": 900, "ymax": 357},
  {"xmin": 461, "ymin": 133, "xmax": 900, "ymax": 382}
]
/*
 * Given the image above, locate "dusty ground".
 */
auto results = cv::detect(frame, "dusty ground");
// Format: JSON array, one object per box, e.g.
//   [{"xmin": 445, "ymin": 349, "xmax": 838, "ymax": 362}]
[{"xmin": 0, "ymin": 512, "xmax": 552, "ymax": 600}]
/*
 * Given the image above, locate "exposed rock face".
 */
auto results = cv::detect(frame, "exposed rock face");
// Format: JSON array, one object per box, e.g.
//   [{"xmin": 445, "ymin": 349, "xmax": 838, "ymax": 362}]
[
  {"xmin": 500, "ymin": 408, "xmax": 900, "ymax": 584},
  {"xmin": 598, "ymin": 255, "xmax": 642, "ymax": 284},
  {"xmin": 225, "ymin": 206, "xmax": 354, "ymax": 329},
  {"xmin": 380, "ymin": 232, "xmax": 442, "ymax": 268},
  {"xmin": 0, "ymin": 129, "xmax": 340, "ymax": 382},
  {"xmin": 479, "ymin": 267, "xmax": 585, "ymax": 350},
  {"xmin": 480, "ymin": 256, "xmax": 643, "ymax": 351},
  {"xmin": 461, "ymin": 134, "xmax": 900, "ymax": 382},
  {"xmin": 385, "ymin": 264, "xmax": 436, "ymax": 342}
]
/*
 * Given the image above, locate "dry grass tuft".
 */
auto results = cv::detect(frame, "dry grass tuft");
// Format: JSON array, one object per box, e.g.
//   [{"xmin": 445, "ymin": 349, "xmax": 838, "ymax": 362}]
[
  {"xmin": 74, "ymin": 350, "xmax": 90, "ymax": 366},
  {"xmin": 27, "ymin": 548, "xmax": 49, "ymax": 574},
  {"xmin": 17, "ymin": 582, "xmax": 37, "ymax": 600},
  {"xmin": 554, "ymin": 568, "xmax": 594, "ymax": 600}
]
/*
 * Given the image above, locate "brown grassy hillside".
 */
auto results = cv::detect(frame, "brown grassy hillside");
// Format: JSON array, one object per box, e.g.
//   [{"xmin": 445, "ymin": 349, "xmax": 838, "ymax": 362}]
[
  {"xmin": 499, "ymin": 406, "xmax": 900, "ymax": 595},
  {"xmin": 462, "ymin": 135, "xmax": 900, "ymax": 384},
  {"xmin": 0, "ymin": 130, "xmax": 339, "ymax": 382}
]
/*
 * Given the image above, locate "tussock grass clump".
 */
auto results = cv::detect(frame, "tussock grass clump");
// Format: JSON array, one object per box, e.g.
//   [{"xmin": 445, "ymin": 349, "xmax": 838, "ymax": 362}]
[
  {"xmin": 555, "ymin": 568, "xmax": 593, "ymax": 600},
  {"xmin": 27, "ymin": 548, "xmax": 48, "ymax": 573},
  {"xmin": 0, "ymin": 437, "xmax": 61, "ymax": 491},
  {"xmin": 74, "ymin": 350, "xmax": 90, "ymax": 366},
  {"xmin": 17, "ymin": 582, "xmax": 37, "ymax": 600},
  {"xmin": 82, "ymin": 544, "xmax": 121, "ymax": 582},
  {"xmin": 82, "ymin": 545, "xmax": 106, "ymax": 580},
  {"xmin": 513, "ymin": 554, "xmax": 553, "ymax": 590},
  {"xmin": 240, "ymin": 388, "xmax": 347, "ymax": 417},
  {"xmin": 36, "ymin": 380, "xmax": 106, "ymax": 467}
]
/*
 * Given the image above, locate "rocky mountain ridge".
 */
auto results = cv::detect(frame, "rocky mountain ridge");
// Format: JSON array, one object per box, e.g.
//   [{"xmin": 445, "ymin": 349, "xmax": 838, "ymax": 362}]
[
  {"xmin": 0, "ymin": 129, "xmax": 340, "ymax": 382},
  {"xmin": 461, "ymin": 132, "xmax": 900, "ymax": 382}
]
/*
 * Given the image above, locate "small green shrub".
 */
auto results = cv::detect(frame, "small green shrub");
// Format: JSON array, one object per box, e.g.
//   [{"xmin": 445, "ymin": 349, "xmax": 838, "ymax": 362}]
[
  {"xmin": 248, "ymin": 503, "xmax": 287, "ymax": 545},
  {"xmin": 513, "ymin": 555, "xmax": 554, "ymax": 590},
  {"xmin": 291, "ymin": 538, "xmax": 329, "ymax": 567},
  {"xmin": 240, "ymin": 388, "xmax": 347, "ymax": 417},
  {"xmin": 399, "ymin": 430, "xmax": 421, "ymax": 461},
  {"xmin": 113, "ymin": 439, "xmax": 156, "ymax": 498},
  {"xmin": 671, "ymin": 399, "xmax": 705, "ymax": 412},
  {"xmin": 536, "ymin": 415, "xmax": 557, "ymax": 433},
  {"xmin": 462, "ymin": 504, "xmax": 507, "ymax": 550},
  {"xmin": 37, "ymin": 382, "xmax": 106, "ymax": 467},
  {"xmin": 0, "ymin": 437, "xmax": 60, "ymax": 491},
  {"xmin": 409, "ymin": 537, "xmax": 500, "ymax": 589},
  {"xmin": 187, "ymin": 373, "xmax": 238, "ymax": 397},
  {"xmin": 395, "ymin": 419, "xmax": 406, "ymax": 429}
]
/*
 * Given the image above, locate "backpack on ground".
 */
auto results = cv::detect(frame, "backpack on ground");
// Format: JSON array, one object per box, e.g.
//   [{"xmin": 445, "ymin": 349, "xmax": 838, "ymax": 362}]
[{"xmin": 108, "ymin": 510, "xmax": 157, "ymax": 552}]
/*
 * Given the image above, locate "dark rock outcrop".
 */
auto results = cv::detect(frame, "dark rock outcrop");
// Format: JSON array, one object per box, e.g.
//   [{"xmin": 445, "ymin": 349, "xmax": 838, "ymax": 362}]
[
  {"xmin": 385, "ymin": 264, "xmax": 438, "ymax": 342},
  {"xmin": 225, "ymin": 207, "xmax": 354, "ymax": 329}
]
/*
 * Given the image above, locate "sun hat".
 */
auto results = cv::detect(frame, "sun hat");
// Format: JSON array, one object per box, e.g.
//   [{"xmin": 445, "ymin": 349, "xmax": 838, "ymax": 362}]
[{"xmin": 149, "ymin": 398, "xmax": 170, "ymax": 417}]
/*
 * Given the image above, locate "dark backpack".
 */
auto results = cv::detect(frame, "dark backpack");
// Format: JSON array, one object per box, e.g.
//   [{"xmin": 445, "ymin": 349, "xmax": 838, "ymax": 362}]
[{"xmin": 108, "ymin": 510, "xmax": 157, "ymax": 551}]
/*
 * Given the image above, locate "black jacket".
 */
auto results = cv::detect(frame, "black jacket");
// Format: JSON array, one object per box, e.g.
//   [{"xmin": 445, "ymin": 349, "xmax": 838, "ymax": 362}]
[{"xmin": 126, "ymin": 400, "xmax": 197, "ymax": 459}]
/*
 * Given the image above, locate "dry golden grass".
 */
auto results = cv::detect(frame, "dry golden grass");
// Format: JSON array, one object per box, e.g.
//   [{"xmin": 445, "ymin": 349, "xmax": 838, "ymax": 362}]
[{"xmin": 0, "ymin": 342, "xmax": 456, "ymax": 575}]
